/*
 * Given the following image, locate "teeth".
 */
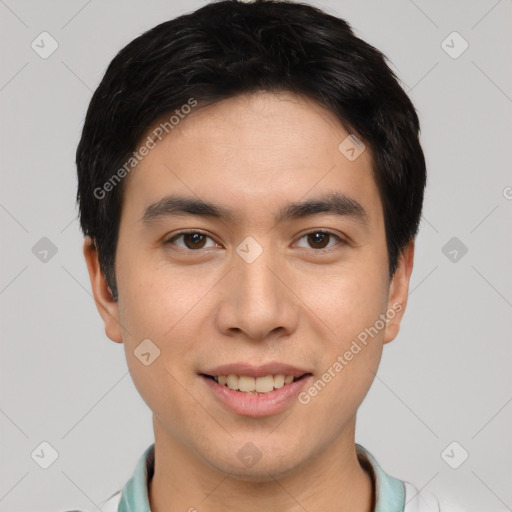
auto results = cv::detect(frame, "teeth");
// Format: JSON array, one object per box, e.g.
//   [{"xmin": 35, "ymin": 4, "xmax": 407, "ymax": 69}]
[
  {"xmin": 212, "ymin": 374, "xmax": 298, "ymax": 393},
  {"xmin": 273, "ymin": 374, "xmax": 285, "ymax": 388},
  {"xmin": 226, "ymin": 375, "xmax": 239, "ymax": 390},
  {"xmin": 238, "ymin": 376, "xmax": 255, "ymax": 392},
  {"xmin": 255, "ymin": 375, "xmax": 275, "ymax": 393}
]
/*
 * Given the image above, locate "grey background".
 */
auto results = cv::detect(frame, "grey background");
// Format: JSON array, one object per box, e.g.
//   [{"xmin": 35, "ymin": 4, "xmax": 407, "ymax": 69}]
[{"xmin": 1, "ymin": 0, "xmax": 511, "ymax": 510}]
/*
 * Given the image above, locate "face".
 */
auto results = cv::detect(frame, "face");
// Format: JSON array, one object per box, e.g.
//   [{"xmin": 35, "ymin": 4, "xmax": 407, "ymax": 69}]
[{"xmin": 84, "ymin": 91, "xmax": 413, "ymax": 480}]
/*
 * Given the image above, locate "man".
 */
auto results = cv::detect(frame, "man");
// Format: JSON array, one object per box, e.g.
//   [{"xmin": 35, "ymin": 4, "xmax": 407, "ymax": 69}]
[{"xmin": 75, "ymin": 1, "xmax": 463, "ymax": 510}]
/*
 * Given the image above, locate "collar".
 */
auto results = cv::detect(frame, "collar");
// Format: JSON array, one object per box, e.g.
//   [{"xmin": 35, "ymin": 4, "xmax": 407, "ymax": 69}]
[{"xmin": 117, "ymin": 442, "xmax": 405, "ymax": 512}]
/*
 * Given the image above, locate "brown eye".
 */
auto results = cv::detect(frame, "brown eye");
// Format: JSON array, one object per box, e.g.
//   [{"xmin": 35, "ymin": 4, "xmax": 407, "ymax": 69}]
[
  {"xmin": 166, "ymin": 231, "xmax": 217, "ymax": 250},
  {"xmin": 182, "ymin": 233, "xmax": 207, "ymax": 249},
  {"xmin": 307, "ymin": 232, "xmax": 330, "ymax": 249},
  {"xmin": 295, "ymin": 231, "xmax": 345, "ymax": 251}
]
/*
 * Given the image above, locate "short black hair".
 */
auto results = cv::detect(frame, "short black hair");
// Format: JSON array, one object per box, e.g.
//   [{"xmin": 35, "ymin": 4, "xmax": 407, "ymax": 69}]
[{"xmin": 76, "ymin": 0, "xmax": 426, "ymax": 301}]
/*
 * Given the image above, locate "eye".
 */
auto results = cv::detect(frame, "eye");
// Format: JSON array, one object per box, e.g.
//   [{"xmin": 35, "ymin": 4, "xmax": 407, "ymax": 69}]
[
  {"xmin": 294, "ymin": 230, "xmax": 346, "ymax": 251},
  {"xmin": 164, "ymin": 229, "xmax": 347, "ymax": 252},
  {"xmin": 165, "ymin": 230, "xmax": 220, "ymax": 250}
]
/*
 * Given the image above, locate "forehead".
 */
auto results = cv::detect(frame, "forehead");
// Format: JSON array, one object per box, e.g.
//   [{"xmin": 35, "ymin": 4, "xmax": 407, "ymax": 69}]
[{"xmin": 121, "ymin": 91, "xmax": 381, "ymax": 224}]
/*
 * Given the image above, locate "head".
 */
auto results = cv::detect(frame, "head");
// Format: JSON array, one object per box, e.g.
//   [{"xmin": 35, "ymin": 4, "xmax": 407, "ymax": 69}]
[{"xmin": 78, "ymin": 0, "xmax": 425, "ymax": 479}]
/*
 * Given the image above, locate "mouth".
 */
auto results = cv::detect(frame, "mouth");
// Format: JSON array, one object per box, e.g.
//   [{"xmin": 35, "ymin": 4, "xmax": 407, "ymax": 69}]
[
  {"xmin": 200, "ymin": 373, "xmax": 312, "ymax": 395},
  {"xmin": 199, "ymin": 363, "xmax": 315, "ymax": 417}
]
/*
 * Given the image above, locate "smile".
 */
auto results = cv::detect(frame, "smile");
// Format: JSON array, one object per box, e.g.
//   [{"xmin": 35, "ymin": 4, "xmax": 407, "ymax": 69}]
[{"xmin": 202, "ymin": 373, "xmax": 308, "ymax": 394}]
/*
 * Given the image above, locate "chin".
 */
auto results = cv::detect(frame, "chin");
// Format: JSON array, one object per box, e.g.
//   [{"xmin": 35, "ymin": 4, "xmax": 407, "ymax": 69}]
[{"xmin": 204, "ymin": 446, "xmax": 308, "ymax": 483}]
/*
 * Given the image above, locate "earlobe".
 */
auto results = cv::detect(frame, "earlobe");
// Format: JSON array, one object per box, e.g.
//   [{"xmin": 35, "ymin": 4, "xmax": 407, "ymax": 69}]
[
  {"xmin": 82, "ymin": 237, "xmax": 124, "ymax": 343},
  {"xmin": 383, "ymin": 240, "xmax": 415, "ymax": 344}
]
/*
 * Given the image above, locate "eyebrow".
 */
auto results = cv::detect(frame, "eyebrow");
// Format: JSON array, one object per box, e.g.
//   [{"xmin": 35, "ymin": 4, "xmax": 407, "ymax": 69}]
[{"xmin": 141, "ymin": 191, "xmax": 367, "ymax": 225}]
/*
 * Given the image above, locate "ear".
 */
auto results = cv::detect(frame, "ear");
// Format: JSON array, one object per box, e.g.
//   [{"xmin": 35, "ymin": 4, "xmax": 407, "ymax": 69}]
[
  {"xmin": 82, "ymin": 237, "xmax": 123, "ymax": 343},
  {"xmin": 384, "ymin": 240, "xmax": 415, "ymax": 344}
]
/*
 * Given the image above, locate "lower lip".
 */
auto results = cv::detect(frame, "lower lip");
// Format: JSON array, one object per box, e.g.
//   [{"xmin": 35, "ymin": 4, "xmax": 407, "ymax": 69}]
[{"xmin": 200, "ymin": 374, "xmax": 313, "ymax": 418}]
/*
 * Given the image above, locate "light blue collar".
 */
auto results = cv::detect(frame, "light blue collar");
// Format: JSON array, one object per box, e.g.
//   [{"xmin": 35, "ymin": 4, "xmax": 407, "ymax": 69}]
[
  {"xmin": 118, "ymin": 442, "xmax": 405, "ymax": 512},
  {"xmin": 356, "ymin": 443, "xmax": 405, "ymax": 512},
  {"xmin": 118, "ymin": 443, "xmax": 154, "ymax": 512}
]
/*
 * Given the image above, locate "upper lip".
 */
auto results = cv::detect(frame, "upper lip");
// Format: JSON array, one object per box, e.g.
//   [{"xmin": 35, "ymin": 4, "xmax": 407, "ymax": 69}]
[{"xmin": 201, "ymin": 362, "xmax": 312, "ymax": 379}]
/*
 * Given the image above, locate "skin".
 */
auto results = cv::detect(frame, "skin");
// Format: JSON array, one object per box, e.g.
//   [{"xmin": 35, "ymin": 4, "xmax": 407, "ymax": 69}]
[{"xmin": 84, "ymin": 90, "xmax": 414, "ymax": 512}]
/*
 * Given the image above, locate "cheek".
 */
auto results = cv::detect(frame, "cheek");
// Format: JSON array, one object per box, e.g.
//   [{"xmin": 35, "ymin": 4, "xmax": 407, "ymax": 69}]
[
  {"xmin": 306, "ymin": 253, "xmax": 389, "ymax": 395},
  {"xmin": 114, "ymin": 247, "xmax": 217, "ymax": 408},
  {"xmin": 115, "ymin": 266, "xmax": 202, "ymax": 427},
  {"xmin": 300, "ymin": 277, "xmax": 386, "ymax": 426},
  {"xmin": 115, "ymin": 243, "xmax": 200, "ymax": 338},
  {"xmin": 311, "ymin": 254, "xmax": 389, "ymax": 338}
]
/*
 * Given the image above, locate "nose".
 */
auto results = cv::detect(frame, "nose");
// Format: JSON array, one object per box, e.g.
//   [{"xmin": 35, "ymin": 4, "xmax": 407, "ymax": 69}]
[{"xmin": 215, "ymin": 242, "xmax": 300, "ymax": 342}]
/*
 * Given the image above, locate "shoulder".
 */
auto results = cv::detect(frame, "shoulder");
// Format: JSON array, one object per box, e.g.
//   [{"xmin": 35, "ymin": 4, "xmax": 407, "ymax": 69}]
[{"xmin": 404, "ymin": 481, "xmax": 467, "ymax": 512}]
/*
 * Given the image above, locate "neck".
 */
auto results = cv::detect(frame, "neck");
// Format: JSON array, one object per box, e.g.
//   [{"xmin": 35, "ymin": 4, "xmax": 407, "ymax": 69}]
[{"xmin": 148, "ymin": 416, "xmax": 374, "ymax": 512}]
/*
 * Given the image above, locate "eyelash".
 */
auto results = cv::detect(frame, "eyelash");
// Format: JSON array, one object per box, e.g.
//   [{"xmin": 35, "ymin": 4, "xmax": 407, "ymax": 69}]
[{"xmin": 164, "ymin": 229, "xmax": 347, "ymax": 253}]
